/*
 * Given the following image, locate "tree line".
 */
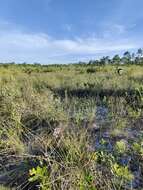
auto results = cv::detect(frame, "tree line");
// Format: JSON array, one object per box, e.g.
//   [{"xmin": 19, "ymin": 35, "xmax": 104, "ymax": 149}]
[{"xmin": 86, "ymin": 48, "xmax": 143, "ymax": 65}]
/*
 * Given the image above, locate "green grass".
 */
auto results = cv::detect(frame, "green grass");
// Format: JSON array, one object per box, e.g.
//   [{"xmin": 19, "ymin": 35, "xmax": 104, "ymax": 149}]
[
  {"xmin": 0, "ymin": 186, "xmax": 15, "ymax": 190},
  {"xmin": 0, "ymin": 63, "xmax": 142, "ymax": 189}
]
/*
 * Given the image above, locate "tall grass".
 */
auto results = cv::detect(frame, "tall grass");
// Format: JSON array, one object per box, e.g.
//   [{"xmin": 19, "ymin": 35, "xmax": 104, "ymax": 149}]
[{"xmin": 0, "ymin": 64, "xmax": 142, "ymax": 189}]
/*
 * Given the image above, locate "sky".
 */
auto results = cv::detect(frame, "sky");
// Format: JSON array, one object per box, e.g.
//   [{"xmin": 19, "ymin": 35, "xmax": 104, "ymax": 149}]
[{"xmin": 0, "ymin": 0, "xmax": 143, "ymax": 64}]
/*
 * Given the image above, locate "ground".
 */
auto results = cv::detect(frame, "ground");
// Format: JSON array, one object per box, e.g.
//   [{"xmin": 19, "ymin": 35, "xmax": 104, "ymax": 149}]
[{"xmin": 0, "ymin": 63, "xmax": 143, "ymax": 190}]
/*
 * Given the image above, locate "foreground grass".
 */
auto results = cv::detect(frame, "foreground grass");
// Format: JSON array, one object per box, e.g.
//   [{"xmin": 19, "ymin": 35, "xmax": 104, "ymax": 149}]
[{"xmin": 0, "ymin": 64, "xmax": 143, "ymax": 189}]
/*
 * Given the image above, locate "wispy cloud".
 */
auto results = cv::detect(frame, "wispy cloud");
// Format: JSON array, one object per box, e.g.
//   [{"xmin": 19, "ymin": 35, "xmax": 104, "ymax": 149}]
[
  {"xmin": 112, "ymin": 24, "xmax": 126, "ymax": 34},
  {"xmin": 0, "ymin": 21, "xmax": 140, "ymax": 63},
  {"xmin": 102, "ymin": 22, "xmax": 137, "ymax": 38},
  {"xmin": 63, "ymin": 24, "xmax": 72, "ymax": 32}
]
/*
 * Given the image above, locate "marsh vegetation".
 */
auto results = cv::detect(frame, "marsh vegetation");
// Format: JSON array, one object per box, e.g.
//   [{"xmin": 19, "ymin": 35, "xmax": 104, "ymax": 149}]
[{"xmin": 0, "ymin": 59, "xmax": 143, "ymax": 189}]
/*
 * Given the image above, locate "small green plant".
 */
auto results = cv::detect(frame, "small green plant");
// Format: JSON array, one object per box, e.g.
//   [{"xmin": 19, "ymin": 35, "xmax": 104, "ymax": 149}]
[
  {"xmin": 76, "ymin": 170, "xmax": 97, "ymax": 190},
  {"xmin": 112, "ymin": 163, "xmax": 134, "ymax": 181},
  {"xmin": 132, "ymin": 142, "xmax": 143, "ymax": 156},
  {"xmin": 115, "ymin": 140, "xmax": 127, "ymax": 154},
  {"xmin": 29, "ymin": 166, "xmax": 50, "ymax": 190}
]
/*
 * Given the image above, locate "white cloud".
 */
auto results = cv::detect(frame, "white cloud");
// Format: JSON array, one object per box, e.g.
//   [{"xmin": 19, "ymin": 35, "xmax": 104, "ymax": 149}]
[{"xmin": 0, "ymin": 21, "xmax": 140, "ymax": 63}]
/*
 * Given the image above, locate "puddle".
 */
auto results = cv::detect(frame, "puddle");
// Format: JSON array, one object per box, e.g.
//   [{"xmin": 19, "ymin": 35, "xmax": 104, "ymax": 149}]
[{"xmin": 96, "ymin": 105, "xmax": 108, "ymax": 121}]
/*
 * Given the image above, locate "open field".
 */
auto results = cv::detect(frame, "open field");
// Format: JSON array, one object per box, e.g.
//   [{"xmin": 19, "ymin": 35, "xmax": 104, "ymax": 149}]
[{"xmin": 0, "ymin": 63, "xmax": 143, "ymax": 190}]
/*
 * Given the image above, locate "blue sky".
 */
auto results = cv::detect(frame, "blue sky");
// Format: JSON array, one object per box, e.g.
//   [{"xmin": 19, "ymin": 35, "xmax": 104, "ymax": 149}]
[{"xmin": 0, "ymin": 0, "xmax": 143, "ymax": 63}]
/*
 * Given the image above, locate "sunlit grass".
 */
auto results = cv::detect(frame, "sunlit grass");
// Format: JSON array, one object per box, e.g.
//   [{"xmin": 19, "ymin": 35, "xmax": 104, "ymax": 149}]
[{"xmin": 0, "ymin": 63, "xmax": 142, "ymax": 189}]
